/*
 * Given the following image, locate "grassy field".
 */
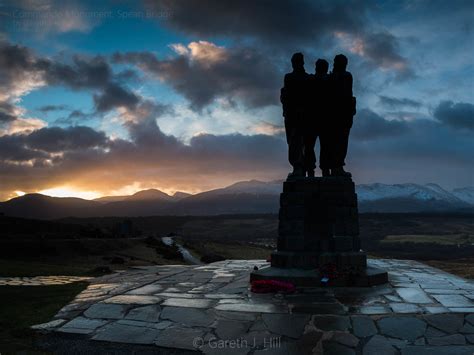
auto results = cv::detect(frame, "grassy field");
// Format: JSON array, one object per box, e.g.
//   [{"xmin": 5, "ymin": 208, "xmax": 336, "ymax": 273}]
[
  {"xmin": 0, "ymin": 282, "xmax": 88, "ymax": 354},
  {"xmin": 0, "ymin": 257, "xmax": 104, "ymax": 353},
  {"xmin": 178, "ymin": 217, "xmax": 277, "ymax": 242},
  {"xmin": 0, "ymin": 259, "xmax": 107, "ymax": 278},
  {"xmin": 0, "ymin": 236, "xmax": 189, "ymax": 353},
  {"xmin": 424, "ymin": 259, "xmax": 474, "ymax": 279},
  {"xmin": 0, "ymin": 237, "xmax": 187, "ymax": 278},
  {"xmin": 1, "ymin": 213, "xmax": 473, "ymax": 279},
  {"xmin": 181, "ymin": 239, "xmax": 271, "ymax": 260},
  {"xmin": 0, "ymin": 213, "xmax": 472, "ymax": 354},
  {"xmin": 381, "ymin": 234, "xmax": 474, "ymax": 245}
]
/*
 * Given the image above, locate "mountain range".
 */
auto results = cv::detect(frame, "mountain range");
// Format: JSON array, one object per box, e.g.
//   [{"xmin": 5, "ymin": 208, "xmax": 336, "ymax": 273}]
[{"xmin": 0, "ymin": 180, "xmax": 472, "ymax": 219}]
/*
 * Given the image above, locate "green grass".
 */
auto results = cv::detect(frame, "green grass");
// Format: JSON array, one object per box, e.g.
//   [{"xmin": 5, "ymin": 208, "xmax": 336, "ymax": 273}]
[
  {"xmin": 0, "ymin": 282, "xmax": 88, "ymax": 354},
  {"xmin": 424, "ymin": 259, "xmax": 474, "ymax": 279},
  {"xmin": 0, "ymin": 257, "xmax": 100, "ymax": 353},
  {"xmin": 182, "ymin": 239, "xmax": 271, "ymax": 260},
  {"xmin": 381, "ymin": 234, "xmax": 474, "ymax": 245},
  {"xmin": 0, "ymin": 259, "xmax": 99, "ymax": 277},
  {"xmin": 179, "ymin": 218, "xmax": 277, "ymax": 241}
]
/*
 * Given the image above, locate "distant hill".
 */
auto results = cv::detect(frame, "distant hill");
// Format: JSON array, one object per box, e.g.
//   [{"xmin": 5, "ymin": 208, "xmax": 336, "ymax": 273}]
[
  {"xmin": 94, "ymin": 195, "xmax": 130, "ymax": 203},
  {"xmin": 452, "ymin": 186, "xmax": 474, "ymax": 205},
  {"xmin": 356, "ymin": 183, "xmax": 472, "ymax": 213},
  {"xmin": 0, "ymin": 181, "xmax": 472, "ymax": 219},
  {"xmin": 167, "ymin": 180, "xmax": 281, "ymax": 215},
  {"xmin": 126, "ymin": 189, "xmax": 173, "ymax": 202},
  {"xmin": 0, "ymin": 194, "xmax": 100, "ymax": 219},
  {"xmin": 0, "ymin": 214, "xmax": 81, "ymax": 237},
  {"xmin": 171, "ymin": 191, "xmax": 192, "ymax": 201},
  {"xmin": 95, "ymin": 189, "xmax": 191, "ymax": 203}
]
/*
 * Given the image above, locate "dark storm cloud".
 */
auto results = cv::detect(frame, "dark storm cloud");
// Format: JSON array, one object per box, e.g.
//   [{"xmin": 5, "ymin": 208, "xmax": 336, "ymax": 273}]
[
  {"xmin": 0, "ymin": 42, "xmax": 125, "ymax": 100},
  {"xmin": 0, "ymin": 126, "xmax": 108, "ymax": 159},
  {"xmin": 351, "ymin": 109, "xmax": 408, "ymax": 141},
  {"xmin": 0, "ymin": 41, "xmax": 36, "ymax": 79},
  {"xmin": 378, "ymin": 96, "xmax": 422, "ymax": 109},
  {"xmin": 0, "ymin": 41, "xmax": 140, "ymax": 115},
  {"xmin": 40, "ymin": 54, "xmax": 142, "ymax": 112},
  {"xmin": 349, "ymin": 117, "xmax": 473, "ymax": 189},
  {"xmin": 27, "ymin": 126, "xmax": 108, "ymax": 152},
  {"xmin": 434, "ymin": 101, "xmax": 474, "ymax": 131},
  {"xmin": 117, "ymin": 107, "xmax": 284, "ymax": 166},
  {"xmin": 93, "ymin": 83, "xmax": 140, "ymax": 112},
  {"xmin": 1, "ymin": 104, "xmax": 473, "ymax": 199},
  {"xmin": 0, "ymin": 102, "xmax": 18, "ymax": 122},
  {"xmin": 143, "ymin": 0, "xmax": 414, "ymax": 80},
  {"xmin": 0, "ymin": 41, "xmax": 41, "ymax": 102},
  {"xmin": 113, "ymin": 44, "xmax": 280, "ymax": 109},
  {"xmin": 352, "ymin": 117, "xmax": 473, "ymax": 168},
  {"xmin": 38, "ymin": 104, "xmax": 70, "ymax": 113},
  {"xmin": 0, "ymin": 116, "xmax": 287, "ymax": 198},
  {"xmin": 0, "ymin": 134, "xmax": 48, "ymax": 161},
  {"xmin": 0, "ymin": 125, "xmax": 108, "ymax": 169},
  {"xmin": 68, "ymin": 110, "xmax": 90, "ymax": 120},
  {"xmin": 41, "ymin": 55, "xmax": 112, "ymax": 90},
  {"xmin": 189, "ymin": 132, "xmax": 284, "ymax": 168},
  {"xmin": 357, "ymin": 31, "xmax": 414, "ymax": 80},
  {"xmin": 53, "ymin": 109, "xmax": 95, "ymax": 126},
  {"xmin": 131, "ymin": 0, "xmax": 416, "ymax": 110},
  {"xmin": 144, "ymin": 0, "xmax": 367, "ymax": 46},
  {"xmin": 126, "ymin": 118, "xmax": 177, "ymax": 149},
  {"xmin": 116, "ymin": 68, "xmax": 140, "ymax": 82}
]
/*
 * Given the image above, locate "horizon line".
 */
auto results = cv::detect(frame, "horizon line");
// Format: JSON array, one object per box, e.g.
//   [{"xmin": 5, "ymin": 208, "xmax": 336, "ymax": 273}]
[{"xmin": 2, "ymin": 180, "xmax": 472, "ymax": 203}]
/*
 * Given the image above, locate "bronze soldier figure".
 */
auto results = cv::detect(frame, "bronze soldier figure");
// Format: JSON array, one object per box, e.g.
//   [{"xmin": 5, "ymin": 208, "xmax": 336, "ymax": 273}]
[
  {"xmin": 281, "ymin": 53, "xmax": 310, "ymax": 178},
  {"xmin": 306, "ymin": 58, "xmax": 330, "ymax": 178},
  {"xmin": 328, "ymin": 54, "xmax": 356, "ymax": 177}
]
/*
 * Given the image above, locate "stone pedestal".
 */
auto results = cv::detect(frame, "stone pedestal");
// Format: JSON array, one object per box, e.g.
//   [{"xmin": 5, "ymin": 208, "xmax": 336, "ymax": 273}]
[{"xmin": 251, "ymin": 177, "xmax": 388, "ymax": 287}]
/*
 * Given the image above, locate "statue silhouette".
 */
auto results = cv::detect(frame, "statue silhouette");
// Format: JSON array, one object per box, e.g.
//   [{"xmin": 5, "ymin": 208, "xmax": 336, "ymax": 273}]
[
  {"xmin": 305, "ymin": 58, "xmax": 330, "ymax": 177},
  {"xmin": 280, "ymin": 52, "xmax": 310, "ymax": 178},
  {"xmin": 281, "ymin": 53, "xmax": 356, "ymax": 179},
  {"xmin": 329, "ymin": 54, "xmax": 356, "ymax": 177}
]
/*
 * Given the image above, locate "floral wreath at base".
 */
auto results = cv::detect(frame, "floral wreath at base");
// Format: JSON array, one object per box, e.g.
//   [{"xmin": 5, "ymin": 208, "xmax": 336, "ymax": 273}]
[{"xmin": 250, "ymin": 279, "xmax": 296, "ymax": 294}]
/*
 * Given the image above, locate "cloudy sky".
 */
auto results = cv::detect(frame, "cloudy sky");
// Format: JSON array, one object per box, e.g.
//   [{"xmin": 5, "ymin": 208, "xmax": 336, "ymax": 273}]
[{"xmin": 0, "ymin": 0, "xmax": 473, "ymax": 200}]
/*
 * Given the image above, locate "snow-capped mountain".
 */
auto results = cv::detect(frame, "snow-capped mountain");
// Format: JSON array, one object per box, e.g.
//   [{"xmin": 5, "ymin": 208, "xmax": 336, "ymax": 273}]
[
  {"xmin": 206, "ymin": 179, "xmax": 283, "ymax": 195},
  {"xmin": 356, "ymin": 183, "xmax": 464, "ymax": 203},
  {"xmin": 452, "ymin": 187, "xmax": 474, "ymax": 205},
  {"xmin": 1, "ymin": 181, "xmax": 472, "ymax": 219},
  {"xmin": 356, "ymin": 183, "xmax": 472, "ymax": 212}
]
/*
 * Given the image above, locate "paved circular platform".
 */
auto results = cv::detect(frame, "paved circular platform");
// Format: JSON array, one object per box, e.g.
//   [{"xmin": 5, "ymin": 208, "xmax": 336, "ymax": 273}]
[{"xmin": 33, "ymin": 259, "xmax": 474, "ymax": 354}]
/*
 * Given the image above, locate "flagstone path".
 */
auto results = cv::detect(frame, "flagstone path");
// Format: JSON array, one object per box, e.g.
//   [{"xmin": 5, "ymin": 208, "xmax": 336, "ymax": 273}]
[{"xmin": 32, "ymin": 259, "xmax": 474, "ymax": 354}]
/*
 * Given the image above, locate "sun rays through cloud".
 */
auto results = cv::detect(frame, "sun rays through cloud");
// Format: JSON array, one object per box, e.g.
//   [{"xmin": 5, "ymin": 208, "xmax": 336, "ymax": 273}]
[{"xmin": 0, "ymin": 0, "xmax": 472, "ymax": 201}]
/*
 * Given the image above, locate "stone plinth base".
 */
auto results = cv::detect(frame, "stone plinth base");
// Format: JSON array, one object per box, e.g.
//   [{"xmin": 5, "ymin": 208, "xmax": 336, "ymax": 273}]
[
  {"xmin": 271, "ymin": 251, "xmax": 367, "ymax": 270},
  {"xmin": 251, "ymin": 176, "xmax": 388, "ymax": 287},
  {"xmin": 250, "ymin": 264, "xmax": 388, "ymax": 287}
]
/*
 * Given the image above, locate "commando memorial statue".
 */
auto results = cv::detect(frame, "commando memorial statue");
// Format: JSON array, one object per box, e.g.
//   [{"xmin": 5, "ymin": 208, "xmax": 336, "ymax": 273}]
[{"xmin": 251, "ymin": 53, "xmax": 388, "ymax": 287}]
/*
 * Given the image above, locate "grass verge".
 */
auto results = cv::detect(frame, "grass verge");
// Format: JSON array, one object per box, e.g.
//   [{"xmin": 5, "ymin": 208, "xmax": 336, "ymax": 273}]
[
  {"xmin": 0, "ymin": 259, "xmax": 102, "ymax": 277},
  {"xmin": 0, "ymin": 282, "xmax": 88, "ymax": 354},
  {"xmin": 423, "ymin": 259, "xmax": 474, "ymax": 279},
  {"xmin": 182, "ymin": 239, "xmax": 271, "ymax": 260}
]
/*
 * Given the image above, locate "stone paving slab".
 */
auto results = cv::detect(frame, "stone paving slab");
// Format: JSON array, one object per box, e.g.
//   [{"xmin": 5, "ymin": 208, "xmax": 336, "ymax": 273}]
[{"xmin": 32, "ymin": 259, "xmax": 474, "ymax": 354}]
